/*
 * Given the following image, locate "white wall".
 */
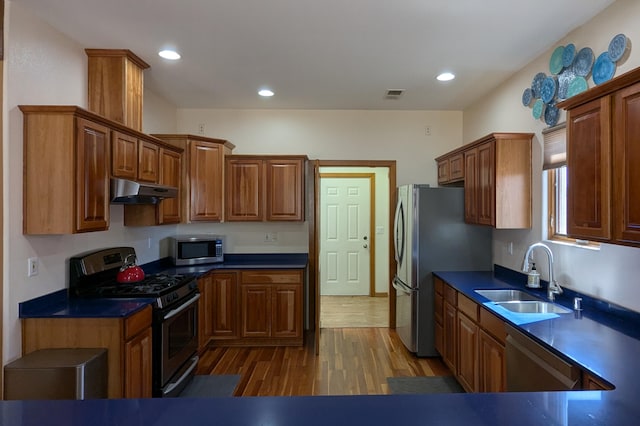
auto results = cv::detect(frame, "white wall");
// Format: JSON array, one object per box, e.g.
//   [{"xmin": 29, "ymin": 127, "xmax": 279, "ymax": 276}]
[
  {"xmin": 463, "ymin": 0, "xmax": 640, "ymax": 312},
  {"xmin": 2, "ymin": 3, "xmax": 179, "ymax": 364}
]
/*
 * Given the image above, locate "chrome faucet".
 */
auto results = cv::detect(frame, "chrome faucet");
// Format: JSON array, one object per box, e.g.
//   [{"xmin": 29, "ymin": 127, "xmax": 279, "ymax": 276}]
[{"xmin": 522, "ymin": 242, "xmax": 563, "ymax": 301}]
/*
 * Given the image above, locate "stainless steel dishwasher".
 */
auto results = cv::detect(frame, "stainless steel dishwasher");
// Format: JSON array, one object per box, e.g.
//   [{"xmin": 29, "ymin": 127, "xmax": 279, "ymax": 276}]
[{"xmin": 505, "ymin": 324, "xmax": 581, "ymax": 391}]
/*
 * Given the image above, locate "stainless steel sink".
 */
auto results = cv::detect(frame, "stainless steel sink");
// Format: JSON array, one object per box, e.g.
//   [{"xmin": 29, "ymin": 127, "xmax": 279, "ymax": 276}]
[
  {"xmin": 474, "ymin": 289, "xmax": 541, "ymax": 302},
  {"xmin": 496, "ymin": 301, "xmax": 572, "ymax": 314}
]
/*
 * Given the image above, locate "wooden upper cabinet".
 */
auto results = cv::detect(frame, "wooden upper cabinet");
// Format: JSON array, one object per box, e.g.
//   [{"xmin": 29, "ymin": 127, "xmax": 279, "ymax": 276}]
[
  {"xmin": 76, "ymin": 118, "xmax": 110, "ymax": 232},
  {"xmin": 158, "ymin": 148, "xmax": 182, "ymax": 224},
  {"xmin": 112, "ymin": 131, "xmax": 138, "ymax": 179},
  {"xmin": 225, "ymin": 155, "xmax": 306, "ymax": 222},
  {"xmin": 266, "ymin": 158, "xmax": 305, "ymax": 221},
  {"xmin": 559, "ymin": 65, "xmax": 640, "ymax": 247},
  {"xmin": 464, "ymin": 148, "xmax": 479, "ymax": 223},
  {"xmin": 137, "ymin": 139, "xmax": 159, "ymax": 183},
  {"xmin": 612, "ymin": 81, "xmax": 640, "ymax": 245},
  {"xmin": 436, "ymin": 152, "xmax": 464, "ymax": 185},
  {"xmin": 565, "ymin": 97, "xmax": 611, "ymax": 241},
  {"xmin": 153, "ymin": 134, "xmax": 235, "ymax": 222},
  {"xmin": 20, "ymin": 106, "xmax": 110, "ymax": 234},
  {"xmin": 226, "ymin": 157, "xmax": 264, "ymax": 221},
  {"xmin": 86, "ymin": 49, "xmax": 149, "ymax": 132},
  {"xmin": 462, "ymin": 133, "xmax": 532, "ymax": 229}
]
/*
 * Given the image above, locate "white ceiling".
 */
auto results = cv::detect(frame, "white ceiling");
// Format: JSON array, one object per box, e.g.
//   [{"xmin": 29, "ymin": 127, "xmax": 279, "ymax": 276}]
[{"xmin": 14, "ymin": 0, "xmax": 615, "ymax": 110}]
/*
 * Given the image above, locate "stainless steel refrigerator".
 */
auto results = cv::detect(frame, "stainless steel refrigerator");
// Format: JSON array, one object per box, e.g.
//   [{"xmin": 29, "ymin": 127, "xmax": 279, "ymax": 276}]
[{"xmin": 393, "ymin": 184, "xmax": 492, "ymax": 356}]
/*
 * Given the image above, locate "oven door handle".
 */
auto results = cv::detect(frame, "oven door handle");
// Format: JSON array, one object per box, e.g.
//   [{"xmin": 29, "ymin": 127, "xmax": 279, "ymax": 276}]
[
  {"xmin": 162, "ymin": 355, "xmax": 199, "ymax": 396},
  {"xmin": 163, "ymin": 293, "xmax": 201, "ymax": 321}
]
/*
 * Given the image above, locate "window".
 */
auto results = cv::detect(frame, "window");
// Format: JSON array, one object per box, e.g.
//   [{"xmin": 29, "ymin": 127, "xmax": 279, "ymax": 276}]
[{"xmin": 547, "ymin": 166, "xmax": 568, "ymax": 239}]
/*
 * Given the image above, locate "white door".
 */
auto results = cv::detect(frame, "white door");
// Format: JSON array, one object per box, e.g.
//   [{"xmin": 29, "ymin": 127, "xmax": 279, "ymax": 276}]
[{"xmin": 319, "ymin": 176, "xmax": 372, "ymax": 296}]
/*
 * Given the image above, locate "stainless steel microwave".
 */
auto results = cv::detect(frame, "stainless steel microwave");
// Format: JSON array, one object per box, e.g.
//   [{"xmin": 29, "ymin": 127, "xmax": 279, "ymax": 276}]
[{"xmin": 170, "ymin": 235, "xmax": 224, "ymax": 266}]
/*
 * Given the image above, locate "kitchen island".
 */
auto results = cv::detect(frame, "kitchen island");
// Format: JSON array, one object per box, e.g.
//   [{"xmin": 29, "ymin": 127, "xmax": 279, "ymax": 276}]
[{"xmin": 10, "ymin": 264, "xmax": 640, "ymax": 425}]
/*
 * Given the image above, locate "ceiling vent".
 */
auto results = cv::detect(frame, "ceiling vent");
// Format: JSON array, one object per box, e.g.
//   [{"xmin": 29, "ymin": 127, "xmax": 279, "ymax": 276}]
[{"xmin": 385, "ymin": 89, "xmax": 405, "ymax": 100}]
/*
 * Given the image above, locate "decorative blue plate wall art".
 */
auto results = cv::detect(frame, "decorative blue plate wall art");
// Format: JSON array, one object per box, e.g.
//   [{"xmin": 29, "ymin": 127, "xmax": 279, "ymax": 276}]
[
  {"xmin": 562, "ymin": 43, "xmax": 576, "ymax": 68},
  {"xmin": 532, "ymin": 99, "xmax": 544, "ymax": 119},
  {"xmin": 549, "ymin": 46, "xmax": 564, "ymax": 75},
  {"xmin": 531, "ymin": 72, "xmax": 547, "ymax": 98},
  {"xmin": 593, "ymin": 52, "xmax": 616, "ymax": 85},
  {"xmin": 574, "ymin": 47, "xmax": 594, "ymax": 77},
  {"xmin": 522, "ymin": 88, "xmax": 533, "ymax": 106},
  {"xmin": 557, "ymin": 68, "xmax": 575, "ymax": 100},
  {"xmin": 522, "ymin": 36, "xmax": 631, "ymax": 126},
  {"xmin": 544, "ymin": 102, "xmax": 560, "ymax": 126},
  {"xmin": 608, "ymin": 33, "xmax": 628, "ymax": 62},
  {"xmin": 540, "ymin": 76, "xmax": 557, "ymax": 104}
]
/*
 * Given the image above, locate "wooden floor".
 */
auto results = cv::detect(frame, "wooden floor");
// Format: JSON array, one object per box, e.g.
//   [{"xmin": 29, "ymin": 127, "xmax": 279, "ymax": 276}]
[
  {"xmin": 320, "ymin": 295, "xmax": 388, "ymax": 328},
  {"xmin": 198, "ymin": 328, "xmax": 450, "ymax": 396}
]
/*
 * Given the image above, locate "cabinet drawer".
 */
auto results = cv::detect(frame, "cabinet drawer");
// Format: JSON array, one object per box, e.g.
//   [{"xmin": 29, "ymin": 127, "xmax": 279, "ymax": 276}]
[
  {"xmin": 241, "ymin": 270, "xmax": 302, "ymax": 284},
  {"xmin": 444, "ymin": 285, "xmax": 457, "ymax": 305},
  {"xmin": 457, "ymin": 294, "xmax": 479, "ymax": 322},
  {"xmin": 124, "ymin": 305, "xmax": 152, "ymax": 340},
  {"xmin": 480, "ymin": 307, "xmax": 506, "ymax": 344}
]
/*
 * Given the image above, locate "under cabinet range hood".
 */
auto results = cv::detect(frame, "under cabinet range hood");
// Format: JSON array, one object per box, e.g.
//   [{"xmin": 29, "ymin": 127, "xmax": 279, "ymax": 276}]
[{"xmin": 110, "ymin": 178, "xmax": 178, "ymax": 204}]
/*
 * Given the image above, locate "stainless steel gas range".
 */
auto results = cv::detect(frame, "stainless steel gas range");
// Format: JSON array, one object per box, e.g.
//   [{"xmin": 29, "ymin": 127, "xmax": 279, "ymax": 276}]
[{"xmin": 69, "ymin": 247, "xmax": 199, "ymax": 397}]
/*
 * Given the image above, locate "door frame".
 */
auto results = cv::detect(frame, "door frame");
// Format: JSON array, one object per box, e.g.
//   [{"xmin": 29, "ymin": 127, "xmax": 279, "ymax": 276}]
[
  {"xmin": 309, "ymin": 160, "xmax": 397, "ymax": 355},
  {"xmin": 319, "ymin": 172, "xmax": 376, "ymax": 297}
]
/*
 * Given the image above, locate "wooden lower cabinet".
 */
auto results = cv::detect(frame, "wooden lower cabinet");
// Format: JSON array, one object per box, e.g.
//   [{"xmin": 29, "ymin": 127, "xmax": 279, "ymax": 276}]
[
  {"xmin": 435, "ymin": 278, "xmax": 507, "ymax": 393},
  {"xmin": 199, "ymin": 269, "xmax": 304, "ymax": 348},
  {"xmin": 21, "ymin": 305, "xmax": 153, "ymax": 398},
  {"xmin": 478, "ymin": 329, "xmax": 506, "ymax": 392},
  {"xmin": 457, "ymin": 312, "xmax": 479, "ymax": 392},
  {"xmin": 198, "ymin": 272, "xmax": 240, "ymax": 350}
]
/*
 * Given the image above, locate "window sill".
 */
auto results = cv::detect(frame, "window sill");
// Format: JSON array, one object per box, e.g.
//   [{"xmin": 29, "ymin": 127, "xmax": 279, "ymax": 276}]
[{"xmin": 546, "ymin": 238, "xmax": 600, "ymax": 251}]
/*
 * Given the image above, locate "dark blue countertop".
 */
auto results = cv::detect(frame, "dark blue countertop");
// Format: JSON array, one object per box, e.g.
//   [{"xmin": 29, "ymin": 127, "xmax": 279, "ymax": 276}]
[
  {"xmin": 19, "ymin": 253, "xmax": 308, "ymax": 319},
  {"xmin": 9, "ymin": 264, "xmax": 640, "ymax": 425}
]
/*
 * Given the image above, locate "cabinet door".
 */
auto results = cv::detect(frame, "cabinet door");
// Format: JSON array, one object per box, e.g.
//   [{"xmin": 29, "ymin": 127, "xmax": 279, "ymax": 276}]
[
  {"xmin": 437, "ymin": 159, "xmax": 450, "ymax": 185},
  {"xmin": 477, "ymin": 141, "xmax": 495, "ymax": 226},
  {"xmin": 76, "ymin": 117, "xmax": 110, "ymax": 232},
  {"xmin": 457, "ymin": 312, "xmax": 478, "ymax": 393},
  {"xmin": 442, "ymin": 301, "xmax": 457, "ymax": 374},
  {"xmin": 190, "ymin": 141, "xmax": 224, "ymax": 221},
  {"xmin": 138, "ymin": 140, "xmax": 159, "ymax": 183},
  {"xmin": 464, "ymin": 148, "xmax": 479, "ymax": 223},
  {"xmin": 566, "ymin": 97, "xmax": 611, "ymax": 240},
  {"xmin": 449, "ymin": 153, "xmax": 464, "ymax": 181},
  {"xmin": 241, "ymin": 284, "xmax": 271, "ymax": 337},
  {"xmin": 272, "ymin": 284, "xmax": 302, "ymax": 338},
  {"xmin": 124, "ymin": 327, "xmax": 153, "ymax": 398},
  {"xmin": 112, "ymin": 131, "xmax": 138, "ymax": 179},
  {"xmin": 211, "ymin": 273, "xmax": 239, "ymax": 338},
  {"xmin": 158, "ymin": 148, "xmax": 182, "ymax": 224},
  {"xmin": 226, "ymin": 158, "xmax": 264, "ymax": 221},
  {"xmin": 478, "ymin": 330, "xmax": 505, "ymax": 392},
  {"xmin": 265, "ymin": 158, "xmax": 304, "ymax": 221},
  {"xmin": 613, "ymin": 82, "xmax": 640, "ymax": 245}
]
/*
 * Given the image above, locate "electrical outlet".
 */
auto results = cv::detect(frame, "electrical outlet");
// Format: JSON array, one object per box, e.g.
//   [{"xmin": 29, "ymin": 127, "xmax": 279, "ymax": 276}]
[
  {"xmin": 425, "ymin": 125, "xmax": 432, "ymax": 136},
  {"xmin": 264, "ymin": 232, "xmax": 278, "ymax": 242},
  {"xmin": 148, "ymin": 237, "xmax": 152, "ymax": 249},
  {"xmin": 197, "ymin": 123, "xmax": 205, "ymax": 135},
  {"xmin": 28, "ymin": 257, "xmax": 39, "ymax": 277},
  {"xmin": 508, "ymin": 242, "xmax": 514, "ymax": 255}
]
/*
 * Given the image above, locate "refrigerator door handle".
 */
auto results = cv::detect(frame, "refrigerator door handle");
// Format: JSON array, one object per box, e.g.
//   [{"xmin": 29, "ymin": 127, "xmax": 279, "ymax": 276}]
[
  {"xmin": 393, "ymin": 198, "xmax": 405, "ymax": 265},
  {"xmin": 392, "ymin": 277, "xmax": 414, "ymax": 295}
]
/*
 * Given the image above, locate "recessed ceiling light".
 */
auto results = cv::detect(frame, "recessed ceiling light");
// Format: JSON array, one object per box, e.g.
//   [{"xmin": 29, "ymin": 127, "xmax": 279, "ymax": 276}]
[
  {"xmin": 258, "ymin": 89, "xmax": 274, "ymax": 97},
  {"xmin": 158, "ymin": 50, "xmax": 181, "ymax": 60},
  {"xmin": 436, "ymin": 72, "xmax": 455, "ymax": 82}
]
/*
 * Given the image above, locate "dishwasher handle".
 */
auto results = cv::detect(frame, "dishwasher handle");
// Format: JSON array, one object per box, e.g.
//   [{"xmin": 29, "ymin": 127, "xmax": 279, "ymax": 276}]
[{"xmin": 505, "ymin": 325, "xmax": 581, "ymax": 392}]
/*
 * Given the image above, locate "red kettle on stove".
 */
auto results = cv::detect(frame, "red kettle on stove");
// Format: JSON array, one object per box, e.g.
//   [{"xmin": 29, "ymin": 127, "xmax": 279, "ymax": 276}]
[{"xmin": 116, "ymin": 254, "xmax": 146, "ymax": 283}]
